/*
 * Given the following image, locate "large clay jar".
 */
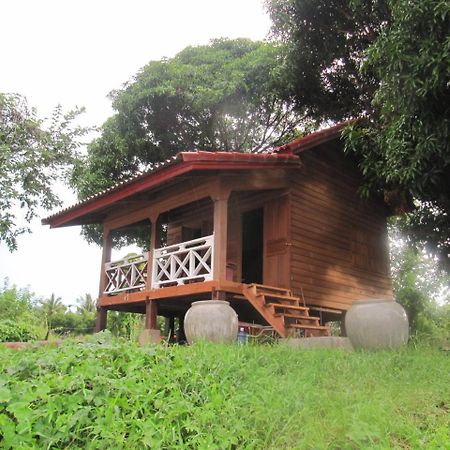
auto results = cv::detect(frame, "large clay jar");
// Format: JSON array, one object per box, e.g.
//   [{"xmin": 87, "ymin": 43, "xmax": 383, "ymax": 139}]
[
  {"xmin": 184, "ymin": 300, "xmax": 238, "ymax": 344},
  {"xmin": 345, "ymin": 299, "xmax": 409, "ymax": 350}
]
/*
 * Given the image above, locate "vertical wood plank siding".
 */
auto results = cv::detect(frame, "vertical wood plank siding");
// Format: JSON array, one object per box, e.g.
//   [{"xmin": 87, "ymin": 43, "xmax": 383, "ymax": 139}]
[
  {"xmin": 166, "ymin": 199, "xmax": 213, "ymax": 246},
  {"xmin": 289, "ymin": 146, "xmax": 393, "ymax": 310}
]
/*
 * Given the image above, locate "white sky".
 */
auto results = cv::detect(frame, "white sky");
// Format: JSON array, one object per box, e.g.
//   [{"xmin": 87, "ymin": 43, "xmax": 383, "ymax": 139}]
[{"xmin": 0, "ymin": 0, "xmax": 271, "ymax": 304}]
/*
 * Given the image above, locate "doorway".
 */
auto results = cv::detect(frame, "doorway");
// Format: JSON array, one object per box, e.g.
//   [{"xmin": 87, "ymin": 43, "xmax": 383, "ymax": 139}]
[{"xmin": 241, "ymin": 208, "xmax": 264, "ymax": 284}]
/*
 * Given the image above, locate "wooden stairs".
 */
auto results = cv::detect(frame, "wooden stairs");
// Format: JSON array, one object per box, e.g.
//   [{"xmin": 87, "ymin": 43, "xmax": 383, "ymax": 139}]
[{"xmin": 241, "ymin": 284, "xmax": 331, "ymax": 338}]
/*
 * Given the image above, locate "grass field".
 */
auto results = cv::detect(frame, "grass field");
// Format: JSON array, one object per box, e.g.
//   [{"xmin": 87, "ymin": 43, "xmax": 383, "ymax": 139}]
[{"xmin": 0, "ymin": 335, "xmax": 449, "ymax": 449}]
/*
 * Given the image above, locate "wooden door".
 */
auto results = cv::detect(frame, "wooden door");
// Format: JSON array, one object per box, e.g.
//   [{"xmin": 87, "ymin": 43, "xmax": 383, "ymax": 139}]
[{"xmin": 263, "ymin": 195, "xmax": 291, "ymax": 289}]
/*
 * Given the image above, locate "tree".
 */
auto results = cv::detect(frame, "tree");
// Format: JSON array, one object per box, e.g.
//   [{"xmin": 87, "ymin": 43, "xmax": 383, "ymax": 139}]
[
  {"xmin": 0, "ymin": 278, "xmax": 35, "ymax": 319},
  {"xmin": 390, "ymin": 222, "xmax": 450, "ymax": 341},
  {"xmin": 76, "ymin": 293, "xmax": 96, "ymax": 315},
  {"xmin": 72, "ymin": 38, "xmax": 309, "ymax": 247},
  {"xmin": 0, "ymin": 279, "xmax": 41, "ymax": 341},
  {"xmin": 0, "ymin": 93, "xmax": 88, "ymax": 251},
  {"xmin": 39, "ymin": 293, "xmax": 66, "ymax": 339},
  {"xmin": 267, "ymin": 0, "xmax": 450, "ymax": 269},
  {"xmin": 50, "ymin": 311, "xmax": 96, "ymax": 336},
  {"xmin": 265, "ymin": 0, "xmax": 390, "ymax": 120},
  {"xmin": 344, "ymin": 0, "xmax": 450, "ymax": 269}
]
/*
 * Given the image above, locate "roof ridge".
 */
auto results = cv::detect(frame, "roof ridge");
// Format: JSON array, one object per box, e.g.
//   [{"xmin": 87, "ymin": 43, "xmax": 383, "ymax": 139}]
[{"xmin": 273, "ymin": 121, "xmax": 352, "ymax": 154}]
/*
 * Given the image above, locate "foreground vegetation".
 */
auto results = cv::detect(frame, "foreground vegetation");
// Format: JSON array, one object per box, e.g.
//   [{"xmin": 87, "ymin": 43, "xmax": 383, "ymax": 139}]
[{"xmin": 0, "ymin": 336, "xmax": 448, "ymax": 449}]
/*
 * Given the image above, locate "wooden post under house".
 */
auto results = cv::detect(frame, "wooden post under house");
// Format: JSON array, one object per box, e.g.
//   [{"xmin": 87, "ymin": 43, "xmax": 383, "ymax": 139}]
[
  {"xmin": 95, "ymin": 307, "xmax": 108, "ymax": 332},
  {"xmin": 98, "ymin": 227, "xmax": 112, "ymax": 297},
  {"xmin": 145, "ymin": 300, "xmax": 158, "ymax": 330}
]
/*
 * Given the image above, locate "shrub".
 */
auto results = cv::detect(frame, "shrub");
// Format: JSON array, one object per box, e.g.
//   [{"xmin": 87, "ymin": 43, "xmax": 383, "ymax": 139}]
[
  {"xmin": 0, "ymin": 320, "xmax": 38, "ymax": 342},
  {"xmin": 50, "ymin": 312, "xmax": 96, "ymax": 336}
]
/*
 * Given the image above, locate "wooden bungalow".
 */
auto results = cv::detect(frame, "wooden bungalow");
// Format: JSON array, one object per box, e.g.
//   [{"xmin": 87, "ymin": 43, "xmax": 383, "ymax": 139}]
[{"xmin": 42, "ymin": 123, "xmax": 393, "ymax": 339}]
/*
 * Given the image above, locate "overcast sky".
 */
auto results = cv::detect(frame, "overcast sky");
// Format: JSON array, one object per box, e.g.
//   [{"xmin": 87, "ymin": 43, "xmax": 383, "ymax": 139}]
[{"xmin": 0, "ymin": 0, "xmax": 271, "ymax": 304}]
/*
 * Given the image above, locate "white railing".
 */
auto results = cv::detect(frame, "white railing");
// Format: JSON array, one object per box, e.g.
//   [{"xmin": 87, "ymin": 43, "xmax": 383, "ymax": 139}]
[
  {"xmin": 152, "ymin": 235, "xmax": 214, "ymax": 288},
  {"xmin": 104, "ymin": 253, "xmax": 148, "ymax": 294}
]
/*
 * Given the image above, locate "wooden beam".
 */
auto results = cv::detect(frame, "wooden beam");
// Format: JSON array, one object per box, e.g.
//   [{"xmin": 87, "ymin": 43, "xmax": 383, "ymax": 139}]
[
  {"xmin": 212, "ymin": 289, "xmax": 227, "ymax": 300},
  {"xmin": 103, "ymin": 170, "xmax": 291, "ymax": 233},
  {"xmin": 145, "ymin": 300, "xmax": 158, "ymax": 329},
  {"xmin": 146, "ymin": 215, "xmax": 160, "ymax": 289},
  {"xmin": 105, "ymin": 177, "xmax": 219, "ymax": 231},
  {"xmin": 221, "ymin": 170, "xmax": 290, "ymax": 191},
  {"xmin": 95, "ymin": 307, "xmax": 108, "ymax": 332},
  {"xmin": 98, "ymin": 280, "xmax": 245, "ymax": 307},
  {"xmin": 98, "ymin": 227, "xmax": 112, "ymax": 297},
  {"xmin": 212, "ymin": 189, "xmax": 230, "ymax": 281}
]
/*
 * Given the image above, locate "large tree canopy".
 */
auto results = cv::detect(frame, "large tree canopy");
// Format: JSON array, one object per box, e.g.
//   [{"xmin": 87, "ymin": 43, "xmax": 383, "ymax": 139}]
[
  {"xmin": 74, "ymin": 38, "xmax": 309, "ymax": 246},
  {"xmin": 345, "ymin": 0, "xmax": 450, "ymax": 268},
  {"xmin": 267, "ymin": 0, "xmax": 450, "ymax": 268},
  {"xmin": 0, "ymin": 93, "xmax": 86, "ymax": 250},
  {"xmin": 266, "ymin": 0, "xmax": 390, "ymax": 120}
]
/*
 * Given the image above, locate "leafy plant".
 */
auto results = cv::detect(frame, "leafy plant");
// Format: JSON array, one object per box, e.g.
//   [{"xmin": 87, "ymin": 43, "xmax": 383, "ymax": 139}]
[{"xmin": 0, "ymin": 340, "xmax": 448, "ymax": 448}]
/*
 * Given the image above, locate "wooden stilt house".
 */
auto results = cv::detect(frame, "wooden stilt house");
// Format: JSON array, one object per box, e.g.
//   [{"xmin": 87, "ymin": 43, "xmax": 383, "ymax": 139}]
[{"xmin": 43, "ymin": 123, "xmax": 393, "ymax": 338}]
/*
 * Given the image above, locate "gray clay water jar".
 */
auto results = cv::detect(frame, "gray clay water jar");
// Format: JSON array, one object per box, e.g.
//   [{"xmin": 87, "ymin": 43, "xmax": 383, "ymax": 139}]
[
  {"xmin": 345, "ymin": 299, "xmax": 409, "ymax": 350},
  {"xmin": 184, "ymin": 300, "xmax": 238, "ymax": 344}
]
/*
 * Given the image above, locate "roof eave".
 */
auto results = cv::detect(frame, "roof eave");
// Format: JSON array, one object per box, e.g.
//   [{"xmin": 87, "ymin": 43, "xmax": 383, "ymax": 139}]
[{"xmin": 42, "ymin": 156, "xmax": 301, "ymax": 228}]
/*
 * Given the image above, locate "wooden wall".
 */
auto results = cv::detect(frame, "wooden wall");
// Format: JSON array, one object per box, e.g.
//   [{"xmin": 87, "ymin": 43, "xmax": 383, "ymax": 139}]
[
  {"xmin": 159, "ymin": 148, "xmax": 393, "ymax": 313},
  {"xmin": 166, "ymin": 198, "xmax": 213, "ymax": 246},
  {"xmin": 165, "ymin": 190, "xmax": 286, "ymax": 283},
  {"xmin": 289, "ymin": 144, "xmax": 393, "ymax": 311}
]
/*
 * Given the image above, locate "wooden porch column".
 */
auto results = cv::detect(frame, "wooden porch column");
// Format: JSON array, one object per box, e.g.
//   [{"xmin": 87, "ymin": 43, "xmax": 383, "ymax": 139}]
[
  {"xmin": 145, "ymin": 300, "xmax": 158, "ymax": 329},
  {"xmin": 95, "ymin": 307, "xmax": 107, "ymax": 332},
  {"xmin": 98, "ymin": 227, "xmax": 112, "ymax": 297},
  {"xmin": 212, "ymin": 191, "xmax": 230, "ymax": 281},
  {"xmin": 146, "ymin": 214, "xmax": 161, "ymax": 289}
]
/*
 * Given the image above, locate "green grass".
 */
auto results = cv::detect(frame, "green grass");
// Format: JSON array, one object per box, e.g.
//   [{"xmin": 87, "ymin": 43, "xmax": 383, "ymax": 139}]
[{"xmin": 0, "ymin": 335, "xmax": 449, "ymax": 449}]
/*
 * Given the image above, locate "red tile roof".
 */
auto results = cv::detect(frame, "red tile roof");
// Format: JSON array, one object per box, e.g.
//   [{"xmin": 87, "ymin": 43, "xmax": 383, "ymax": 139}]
[
  {"xmin": 42, "ymin": 123, "xmax": 348, "ymax": 228},
  {"xmin": 42, "ymin": 151, "xmax": 301, "ymax": 228},
  {"xmin": 274, "ymin": 121, "xmax": 350, "ymax": 154},
  {"xmin": 180, "ymin": 150, "xmax": 298, "ymax": 162}
]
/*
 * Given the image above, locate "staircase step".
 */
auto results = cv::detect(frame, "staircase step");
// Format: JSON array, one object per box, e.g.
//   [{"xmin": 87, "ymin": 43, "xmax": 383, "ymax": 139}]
[
  {"xmin": 288, "ymin": 324, "xmax": 330, "ymax": 331},
  {"xmin": 275, "ymin": 313, "xmax": 319, "ymax": 322},
  {"xmin": 257, "ymin": 293, "xmax": 300, "ymax": 303},
  {"xmin": 265, "ymin": 303, "xmax": 309, "ymax": 312},
  {"xmin": 250, "ymin": 284, "xmax": 292, "ymax": 295},
  {"xmin": 242, "ymin": 284, "xmax": 328, "ymax": 338},
  {"xmin": 242, "ymin": 287, "xmax": 288, "ymax": 338}
]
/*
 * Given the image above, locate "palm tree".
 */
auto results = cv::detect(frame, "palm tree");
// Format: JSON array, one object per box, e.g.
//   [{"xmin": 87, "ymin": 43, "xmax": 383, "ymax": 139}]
[
  {"xmin": 76, "ymin": 293, "xmax": 96, "ymax": 315},
  {"xmin": 39, "ymin": 294, "xmax": 65, "ymax": 339}
]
